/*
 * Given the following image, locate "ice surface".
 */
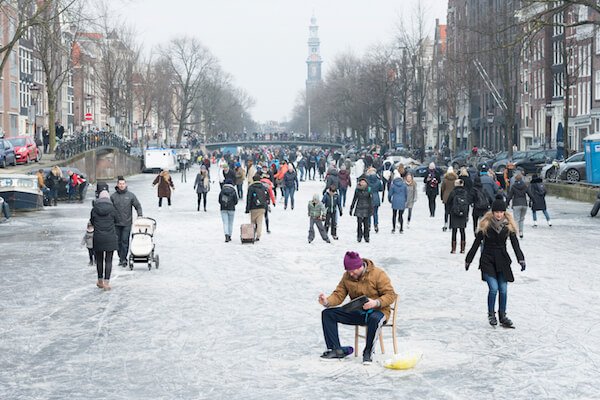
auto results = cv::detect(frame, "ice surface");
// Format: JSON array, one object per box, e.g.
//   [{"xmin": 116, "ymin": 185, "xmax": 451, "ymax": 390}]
[{"xmin": 1, "ymin": 165, "xmax": 599, "ymax": 399}]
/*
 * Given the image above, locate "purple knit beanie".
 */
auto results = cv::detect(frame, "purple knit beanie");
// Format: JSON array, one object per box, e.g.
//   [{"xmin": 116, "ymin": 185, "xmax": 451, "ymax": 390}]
[{"xmin": 344, "ymin": 251, "xmax": 363, "ymax": 271}]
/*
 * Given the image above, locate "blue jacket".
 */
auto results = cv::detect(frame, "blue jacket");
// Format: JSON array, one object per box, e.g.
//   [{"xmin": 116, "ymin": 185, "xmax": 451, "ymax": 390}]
[
  {"xmin": 322, "ymin": 191, "xmax": 342, "ymax": 215},
  {"xmin": 479, "ymin": 172, "xmax": 498, "ymax": 203},
  {"xmin": 366, "ymin": 174, "xmax": 383, "ymax": 207},
  {"xmin": 388, "ymin": 178, "xmax": 408, "ymax": 210}
]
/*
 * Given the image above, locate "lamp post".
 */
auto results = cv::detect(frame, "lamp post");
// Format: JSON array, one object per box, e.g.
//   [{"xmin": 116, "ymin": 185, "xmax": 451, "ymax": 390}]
[
  {"xmin": 29, "ymin": 83, "xmax": 40, "ymax": 140},
  {"xmin": 486, "ymin": 111, "xmax": 494, "ymax": 151},
  {"xmin": 84, "ymin": 94, "xmax": 93, "ymax": 131}
]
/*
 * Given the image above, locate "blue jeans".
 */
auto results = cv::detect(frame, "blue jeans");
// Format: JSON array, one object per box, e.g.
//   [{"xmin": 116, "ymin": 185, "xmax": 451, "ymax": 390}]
[
  {"xmin": 236, "ymin": 184, "xmax": 243, "ymax": 199},
  {"xmin": 371, "ymin": 205, "xmax": 379, "ymax": 226},
  {"xmin": 532, "ymin": 209, "xmax": 550, "ymax": 222},
  {"xmin": 483, "ymin": 272, "xmax": 508, "ymax": 313},
  {"xmin": 299, "ymin": 166, "xmax": 306, "ymax": 181},
  {"xmin": 322, "ymin": 307, "xmax": 385, "ymax": 355},
  {"xmin": 339, "ymin": 187, "xmax": 347, "ymax": 207},
  {"xmin": 68, "ymin": 185, "xmax": 78, "ymax": 201},
  {"xmin": 284, "ymin": 187, "xmax": 296, "ymax": 208},
  {"xmin": 220, "ymin": 210, "xmax": 235, "ymax": 236}
]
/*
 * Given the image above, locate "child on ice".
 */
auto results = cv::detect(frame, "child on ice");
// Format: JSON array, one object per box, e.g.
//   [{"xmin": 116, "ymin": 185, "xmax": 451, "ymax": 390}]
[{"xmin": 81, "ymin": 222, "xmax": 95, "ymax": 266}]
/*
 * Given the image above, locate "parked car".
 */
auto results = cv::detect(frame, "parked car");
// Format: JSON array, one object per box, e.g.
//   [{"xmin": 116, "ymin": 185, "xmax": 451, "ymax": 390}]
[
  {"xmin": 558, "ymin": 152, "xmax": 586, "ymax": 182},
  {"xmin": 409, "ymin": 165, "xmax": 446, "ymax": 177},
  {"xmin": 7, "ymin": 136, "xmax": 41, "ymax": 164},
  {"xmin": 0, "ymin": 139, "xmax": 17, "ymax": 168},
  {"xmin": 492, "ymin": 151, "xmax": 529, "ymax": 172},
  {"xmin": 449, "ymin": 148, "xmax": 494, "ymax": 169},
  {"xmin": 512, "ymin": 150, "xmax": 555, "ymax": 175}
]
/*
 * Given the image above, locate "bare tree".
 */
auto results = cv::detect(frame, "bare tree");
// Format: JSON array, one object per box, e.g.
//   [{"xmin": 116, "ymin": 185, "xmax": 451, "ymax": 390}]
[
  {"xmin": 161, "ymin": 36, "xmax": 216, "ymax": 147},
  {"xmin": 31, "ymin": 0, "xmax": 88, "ymax": 150},
  {"xmin": 396, "ymin": 1, "xmax": 432, "ymax": 161}
]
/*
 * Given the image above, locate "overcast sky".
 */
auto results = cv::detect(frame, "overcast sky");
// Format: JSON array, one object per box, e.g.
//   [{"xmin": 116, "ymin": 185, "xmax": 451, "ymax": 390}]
[{"xmin": 115, "ymin": 0, "xmax": 448, "ymax": 123}]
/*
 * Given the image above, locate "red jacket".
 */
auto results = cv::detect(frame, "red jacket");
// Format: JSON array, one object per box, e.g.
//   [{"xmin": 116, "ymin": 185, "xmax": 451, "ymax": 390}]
[{"xmin": 260, "ymin": 178, "xmax": 276, "ymax": 205}]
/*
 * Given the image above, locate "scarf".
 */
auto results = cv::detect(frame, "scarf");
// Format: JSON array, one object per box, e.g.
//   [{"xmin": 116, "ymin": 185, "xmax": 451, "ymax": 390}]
[{"xmin": 490, "ymin": 217, "xmax": 507, "ymax": 234}]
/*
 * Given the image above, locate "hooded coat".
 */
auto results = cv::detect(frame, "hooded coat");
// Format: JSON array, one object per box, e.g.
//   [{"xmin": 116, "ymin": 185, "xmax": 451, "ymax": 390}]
[
  {"xmin": 325, "ymin": 259, "xmax": 397, "ymax": 321},
  {"xmin": 507, "ymin": 179, "xmax": 529, "ymax": 207},
  {"xmin": 366, "ymin": 173, "xmax": 383, "ymax": 207},
  {"xmin": 527, "ymin": 177, "xmax": 547, "ymax": 211},
  {"xmin": 388, "ymin": 178, "xmax": 408, "ymax": 210},
  {"xmin": 90, "ymin": 199, "xmax": 118, "ymax": 252},
  {"xmin": 466, "ymin": 212, "xmax": 524, "ymax": 282}
]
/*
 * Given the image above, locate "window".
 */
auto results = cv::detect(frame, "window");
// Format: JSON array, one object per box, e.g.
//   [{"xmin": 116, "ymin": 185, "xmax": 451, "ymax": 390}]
[
  {"xmin": 10, "ymin": 115, "xmax": 18, "ymax": 135},
  {"xmin": 10, "ymin": 82, "xmax": 18, "ymax": 108},
  {"xmin": 596, "ymin": 30, "xmax": 600, "ymax": 54}
]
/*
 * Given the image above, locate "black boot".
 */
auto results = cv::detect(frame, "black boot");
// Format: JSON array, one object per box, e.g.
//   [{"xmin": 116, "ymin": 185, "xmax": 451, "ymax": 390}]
[
  {"xmin": 499, "ymin": 312, "xmax": 514, "ymax": 328},
  {"xmin": 488, "ymin": 312, "xmax": 498, "ymax": 326},
  {"xmin": 374, "ymin": 224, "xmax": 379, "ymax": 233}
]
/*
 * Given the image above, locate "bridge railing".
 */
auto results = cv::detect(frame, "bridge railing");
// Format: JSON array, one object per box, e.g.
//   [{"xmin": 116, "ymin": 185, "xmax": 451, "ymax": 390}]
[
  {"xmin": 203, "ymin": 138, "xmax": 346, "ymax": 149},
  {"xmin": 54, "ymin": 132, "xmax": 132, "ymax": 160}
]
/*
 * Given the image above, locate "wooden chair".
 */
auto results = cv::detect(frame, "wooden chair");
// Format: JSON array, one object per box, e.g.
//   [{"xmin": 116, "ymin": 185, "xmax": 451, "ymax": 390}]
[{"xmin": 354, "ymin": 294, "xmax": 398, "ymax": 356}]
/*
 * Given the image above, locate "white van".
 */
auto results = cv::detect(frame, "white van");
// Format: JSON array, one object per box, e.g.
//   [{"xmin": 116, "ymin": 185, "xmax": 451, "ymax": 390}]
[{"xmin": 144, "ymin": 148, "xmax": 177, "ymax": 172}]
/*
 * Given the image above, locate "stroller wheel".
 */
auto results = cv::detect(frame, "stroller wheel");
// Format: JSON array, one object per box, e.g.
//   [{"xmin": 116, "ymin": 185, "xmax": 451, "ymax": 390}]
[{"xmin": 154, "ymin": 254, "xmax": 160, "ymax": 269}]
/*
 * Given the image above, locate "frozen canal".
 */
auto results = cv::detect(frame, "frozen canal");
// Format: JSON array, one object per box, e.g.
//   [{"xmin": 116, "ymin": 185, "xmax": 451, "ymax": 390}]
[{"xmin": 1, "ymin": 165, "xmax": 599, "ymax": 399}]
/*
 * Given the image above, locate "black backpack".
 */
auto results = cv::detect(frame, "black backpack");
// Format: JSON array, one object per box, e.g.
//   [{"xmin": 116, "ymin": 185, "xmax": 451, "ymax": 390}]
[
  {"xmin": 451, "ymin": 190, "xmax": 469, "ymax": 217},
  {"xmin": 473, "ymin": 188, "xmax": 490, "ymax": 211},
  {"xmin": 220, "ymin": 189, "xmax": 237, "ymax": 208},
  {"xmin": 250, "ymin": 185, "xmax": 267, "ymax": 208}
]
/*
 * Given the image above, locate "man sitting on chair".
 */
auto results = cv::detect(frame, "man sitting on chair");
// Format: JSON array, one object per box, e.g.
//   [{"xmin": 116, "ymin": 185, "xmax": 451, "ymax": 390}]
[{"xmin": 318, "ymin": 251, "xmax": 397, "ymax": 364}]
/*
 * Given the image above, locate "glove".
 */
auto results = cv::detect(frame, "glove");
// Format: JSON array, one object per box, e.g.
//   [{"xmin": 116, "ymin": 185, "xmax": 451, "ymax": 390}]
[
  {"xmin": 465, "ymin": 262, "xmax": 470, "ymax": 271},
  {"xmin": 519, "ymin": 260, "xmax": 526, "ymax": 271}
]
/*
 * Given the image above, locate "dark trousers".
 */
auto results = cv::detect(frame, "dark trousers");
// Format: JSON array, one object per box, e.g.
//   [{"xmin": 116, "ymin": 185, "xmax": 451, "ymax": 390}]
[
  {"xmin": 339, "ymin": 187, "xmax": 347, "ymax": 207},
  {"xmin": 357, "ymin": 217, "xmax": 370, "ymax": 240},
  {"xmin": 264, "ymin": 206, "xmax": 270, "ymax": 232},
  {"xmin": 392, "ymin": 209, "xmax": 405, "ymax": 231},
  {"xmin": 87, "ymin": 248, "xmax": 95, "ymax": 264},
  {"xmin": 236, "ymin": 184, "xmax": 243, "ymax": 199},
  {"xmin": 115, "ymin": 225, "xmax": 131, "ymax": 263},
  {"xmin": 451, "ymin": 228, "xmax": 466, "ymax": 242},
  {"xmin": 407, "ymin": 207, "xmax": 413, "ymax": 222},
  {"xmin": 324, "ymin": 211, "xmax": 337, "ymax": 236},
  {"xmin": 321, "ymin": 308, "xmax": 385, "ymax": 355},
  {"xmin": 158, "ymin": 197, "xmax": 171, "ymax": 207},
  {"xmin": 197, "ymin": 192, "xmax": 207, "ymax": 210},
  {"xmin": 95, "ymin": 250, "xmax": 114, "ymax": 280},
  {"xmin": 427, "ymin": 194, "xmax": 437, "ymax": 216},
  {"xmin": 444, "ymin": 202, "xmax": 450, "ymax": 224}
]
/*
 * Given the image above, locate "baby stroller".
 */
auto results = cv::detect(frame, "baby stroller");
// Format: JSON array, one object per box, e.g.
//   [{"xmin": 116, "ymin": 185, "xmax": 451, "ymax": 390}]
[{"xmin": 129, "ymin": 217, "xmax": 159, "ymax": 270}]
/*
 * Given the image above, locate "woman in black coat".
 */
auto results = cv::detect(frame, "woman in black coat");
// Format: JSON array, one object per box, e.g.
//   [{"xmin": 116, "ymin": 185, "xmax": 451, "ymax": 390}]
[
  {"xmin": 527, "ymin": 175, "xmax": 551, "ymax": 227},
  {"xmin": 424, "ymin": 163, "xmax": 441, "ymax": 217},
  {"xmin": 465, "ymin": 195, "xmax": 526, "ymax": 328},
  {"xmin": 90, "ymin": 190, "xmax": 118, "ymax": 290},
  {"xmin": 349, "ymin": 177, "xmax": 373, "ymax": 243},
  {"xmin": 446, "ymin": 179, "xmax": 469, "ymax": 254}
]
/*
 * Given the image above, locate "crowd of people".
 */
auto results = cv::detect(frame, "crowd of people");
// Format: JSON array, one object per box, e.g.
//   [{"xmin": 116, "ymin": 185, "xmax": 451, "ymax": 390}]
[{"xmin": 16, "ymin": 143, "xmax": 586, "ymax": 366}]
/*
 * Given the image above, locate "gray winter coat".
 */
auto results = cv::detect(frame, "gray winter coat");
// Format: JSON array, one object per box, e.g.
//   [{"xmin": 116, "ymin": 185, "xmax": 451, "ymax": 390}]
[
  {"xmin": 406, "ymin": 182, "xmax": 417, "ymax": 208},
  {"xmin": 507, "ymin": 179, "xmax": 529, "ymax": 207}
]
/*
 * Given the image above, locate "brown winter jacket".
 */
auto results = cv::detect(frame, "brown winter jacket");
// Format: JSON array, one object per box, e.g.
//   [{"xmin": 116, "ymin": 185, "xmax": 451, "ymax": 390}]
[
  {"xmin": 441, "ymin": 171, "xmax": 458, "ymax": 204},
  {"xmin": 153, "ymin": 172, "xmax": 174, "ymax": 198},
  {"xmin": 326, "ymin": 259, "xmax": 397, "ymax": 321}
]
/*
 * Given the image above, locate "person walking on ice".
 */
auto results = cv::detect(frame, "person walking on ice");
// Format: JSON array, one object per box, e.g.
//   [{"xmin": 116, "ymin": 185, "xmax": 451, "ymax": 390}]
[
  {"xmin": 318, "ymin": 251, "xmax": 397, "ymax": 364},
  {"xmin": 308, "ymin": 193, "xmax": 330, "ymax": 243},
  {"xmin": 465, "ymin": 194, "xmax": 526, "ymax": 328}
]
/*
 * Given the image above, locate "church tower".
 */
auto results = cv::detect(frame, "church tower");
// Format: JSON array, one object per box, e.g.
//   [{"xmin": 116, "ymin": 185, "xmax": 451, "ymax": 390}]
[{"xmin": 306, "ymin": 14, "xmax": 322, "ymax": 93}]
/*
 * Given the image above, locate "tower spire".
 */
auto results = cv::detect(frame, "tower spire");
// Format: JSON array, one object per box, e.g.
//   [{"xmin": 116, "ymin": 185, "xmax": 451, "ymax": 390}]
[{"xmin": 306, "ymin": 14, "xmax": 322, "ymax": 92}]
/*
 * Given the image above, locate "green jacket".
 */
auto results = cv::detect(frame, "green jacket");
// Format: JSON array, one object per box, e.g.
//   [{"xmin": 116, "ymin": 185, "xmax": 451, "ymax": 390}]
[{"xmin": 307, "ymin": 200, "xmax": 326, "ymax": 219}]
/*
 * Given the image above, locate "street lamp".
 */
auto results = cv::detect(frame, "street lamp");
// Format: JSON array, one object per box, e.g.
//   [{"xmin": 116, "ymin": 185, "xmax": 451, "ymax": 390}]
[{"xmin": 29, "ymin": 83, "xmax": 40, "ymax": 139}]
